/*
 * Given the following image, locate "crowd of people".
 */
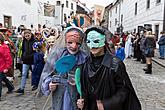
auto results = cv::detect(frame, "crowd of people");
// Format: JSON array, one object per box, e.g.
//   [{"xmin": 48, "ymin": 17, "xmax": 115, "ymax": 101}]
[
  {"xmin": 0, "ymin": 24, "xmax": 61, "ymax": 98},
  {"xmin": 106, "ymin": 29, "xmax": 160, "ymax": 75},
  {"xmin": 121, "ymin": 30, "xmax": 157, "ymax": 74},
  {"xmin": 0, "ymin": 22, "xmax": 165, "ymax": 110}
]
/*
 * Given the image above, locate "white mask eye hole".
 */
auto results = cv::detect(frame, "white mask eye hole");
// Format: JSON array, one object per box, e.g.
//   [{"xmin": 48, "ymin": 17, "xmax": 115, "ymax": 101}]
[
  {"xmin": 93, "ymin": 39, "xmax": 100, "ymax": 43},
  {"xmin": 86, "ymin": 40, "xmax": 90, "ymax": 43}
]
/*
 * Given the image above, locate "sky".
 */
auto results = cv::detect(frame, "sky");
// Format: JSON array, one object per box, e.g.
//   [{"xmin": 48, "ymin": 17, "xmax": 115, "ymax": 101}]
[{"xmin": 81, "ymin": 0, "xmax": 113, "ymax": 8}]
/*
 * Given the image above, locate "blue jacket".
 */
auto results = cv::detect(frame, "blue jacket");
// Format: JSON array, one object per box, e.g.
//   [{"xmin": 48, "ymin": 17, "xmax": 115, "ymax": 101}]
[
  {"xmin": 32, "ymin": 51, "xmax": 45, "ymax": 76},
  {"xmin": 116, "ymin": 47, "xmax": 125, "ymax": 61}
]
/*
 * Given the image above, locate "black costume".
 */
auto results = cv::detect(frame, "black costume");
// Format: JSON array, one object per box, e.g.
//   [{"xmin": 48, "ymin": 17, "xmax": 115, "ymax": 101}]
[
  {"xmin": 135, "ymin": 37, "xmax": 142, "ymax": 61},
  {"xmin": 79, "ymin": 26, "xmax": 141, "ymax": 110},
  {"xmin": 80, "ymin": 50, "xmax": 141, "ymax": 110}
]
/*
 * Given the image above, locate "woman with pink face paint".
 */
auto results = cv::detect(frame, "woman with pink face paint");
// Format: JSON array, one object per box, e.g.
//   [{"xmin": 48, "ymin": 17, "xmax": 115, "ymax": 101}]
[
  {"xmin": 38, "ymin": 26, "xmax": 87, "ymax": 110},
  {"xmin": 65, "ymin": 29, "xmax": 83, "ymax": 54}
]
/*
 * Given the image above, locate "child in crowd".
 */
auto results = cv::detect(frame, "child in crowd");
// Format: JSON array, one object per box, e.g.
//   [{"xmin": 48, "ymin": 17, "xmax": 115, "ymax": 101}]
[
  {"xmin": 31, "ymin": 42, "xmax": 45, "ymax": 91},
  {"xmin": 116, "ymin": 42, "xmax": 125, "ymax": 61}
]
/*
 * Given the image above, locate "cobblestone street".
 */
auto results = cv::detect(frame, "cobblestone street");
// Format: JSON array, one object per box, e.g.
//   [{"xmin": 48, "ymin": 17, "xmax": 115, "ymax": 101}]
[
  {"xmin": 124, "ymin": 58, "xmax": 165, "ymax": 110},
  {"xmin": 0, "ymin": 58, "xmax": 165, "ymax": 110},
  {"xmin": 0, "ymin": 71, "xmax": 37, "ymax": 110}
]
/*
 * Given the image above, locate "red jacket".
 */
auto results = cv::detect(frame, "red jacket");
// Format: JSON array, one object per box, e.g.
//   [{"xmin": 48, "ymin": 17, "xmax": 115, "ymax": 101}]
[{"xmin": 0, "ymin": 43, "xmax": 12, "ymax": 73}]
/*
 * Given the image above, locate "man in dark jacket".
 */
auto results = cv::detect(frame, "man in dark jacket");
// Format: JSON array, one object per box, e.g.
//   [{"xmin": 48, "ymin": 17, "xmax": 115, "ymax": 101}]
[
  {"xmin": 77, "ymin": 26, "xmax": 141, "ymax": 110},
  {"xmin": 16, "ymin": 29, "xmax": 36, "ymax": 93}
]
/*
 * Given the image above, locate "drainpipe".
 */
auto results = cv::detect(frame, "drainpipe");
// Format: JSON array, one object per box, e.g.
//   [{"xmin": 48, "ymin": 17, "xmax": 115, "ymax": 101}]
[
  {"xmin": 118, "ymin": 0, "xmax": 122, "ymax": 36},
  {"xmin": 61, "ymin": 4, "xmax": 64, "ymax": 25},
  {"xmin": 163, "ymin": 0, "xmax": 165, "ymax": 31}
]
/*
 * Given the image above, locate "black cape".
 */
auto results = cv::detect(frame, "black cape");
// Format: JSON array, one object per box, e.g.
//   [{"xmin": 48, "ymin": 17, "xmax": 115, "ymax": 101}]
[{"xmin": 80, "ymin": 51, "xmax": 141, "ymax": 110}]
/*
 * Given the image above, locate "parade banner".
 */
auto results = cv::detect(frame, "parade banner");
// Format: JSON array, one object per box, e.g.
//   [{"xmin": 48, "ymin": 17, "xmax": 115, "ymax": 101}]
[
  {"xmin": 94, "ymin": 5, "xmax": 105, "ymax": 26},
  {"xmin": 44, "ymin": 3, "xmax": 55, "ymax": 17}
]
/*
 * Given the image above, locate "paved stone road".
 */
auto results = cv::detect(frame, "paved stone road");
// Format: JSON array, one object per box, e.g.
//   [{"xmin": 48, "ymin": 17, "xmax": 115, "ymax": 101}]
[
  {"xmin": 0, "ymin": 72, "xmax": 37, "ymax": 110},
  {"xmin": 124, "ymin": 58, "xmax": 165, "ymax": 110},
  {"xmin": 0, "ymin": 58, "xmax": 165, "ymax": 110}
]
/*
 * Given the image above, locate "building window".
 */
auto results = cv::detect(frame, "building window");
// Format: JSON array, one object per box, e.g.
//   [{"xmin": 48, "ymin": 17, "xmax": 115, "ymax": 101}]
[
  {"xmin": 110, "ymin": 11, "xmax": 112, "ymax": 17},
  {"xmin": 134, "ymin": 29, "xmax": 136, "ymax": 33},
  {"xmin": 64, "ymin": 14, "xmax": 67, "ymax": 22},
  {"xmin": 115, "ymin": 6, "xmax": 117, "ymax": 14},
  {"xmin": 156, "ymin": 0, "xmax": 161, "ymax": 3},
  {"xmin": 109, "ymin": 21, "xmax": 111, "ymax": 27},
  {"xmin": 146, "ymin": 0, "xmax": 150, "ymax": 9},
  {"xmin": 56, "ymin": 1, "xmax": 61, "ymax": 6},
  {"xmin": 70, "ymin": 11, "xmax": 74, "ymax": 16},
  {"xmin": 115, "ymin": 18, "xmax": 117, "ymax": 26},
  {"xmin": 71, "ymin": 3, "xmax": 73, "ymax": 9},
  {"xmin": 135, "ymin": 2, "xmax": 137, "ymax": 15},
  {"xmin": 4, "ymin": 16, "xmax": 12, "ymax": 28},
  {"xmin": 121, "ymin": 14, "xmax": 123, "ymax": 23},
  {"xmin": 66, "ymin": 1, "xmax": 69, "ymax": 8},
  {"xmin": 155, "ymin": 25, "xmax": 159, "ymax": 41},
  {"xmin": 24, "ymin": 0, "xmax": 31, "ymax": 4}
]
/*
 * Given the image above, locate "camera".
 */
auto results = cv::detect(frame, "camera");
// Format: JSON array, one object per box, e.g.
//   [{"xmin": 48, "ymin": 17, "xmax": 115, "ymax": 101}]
[{"xmin": 52, "ymin": 75, "xmax": 67, "ymax": 85}]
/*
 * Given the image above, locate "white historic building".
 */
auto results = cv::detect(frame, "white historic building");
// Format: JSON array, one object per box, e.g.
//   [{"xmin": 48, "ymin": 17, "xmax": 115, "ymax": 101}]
[
  {"xmin": 0, "ymin": 0, "xmax": 77, "ymax": 29},
  {"xmin": 108, "ymin": 0, "xmax": 164, "ymax": 39},
  {"xmin": 38, "ymin": 0, "xmax": 77, "ymax": 27},
  {"xmin": 0, "ymin": 0, "xmax": 38, "ymax": 29}
]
